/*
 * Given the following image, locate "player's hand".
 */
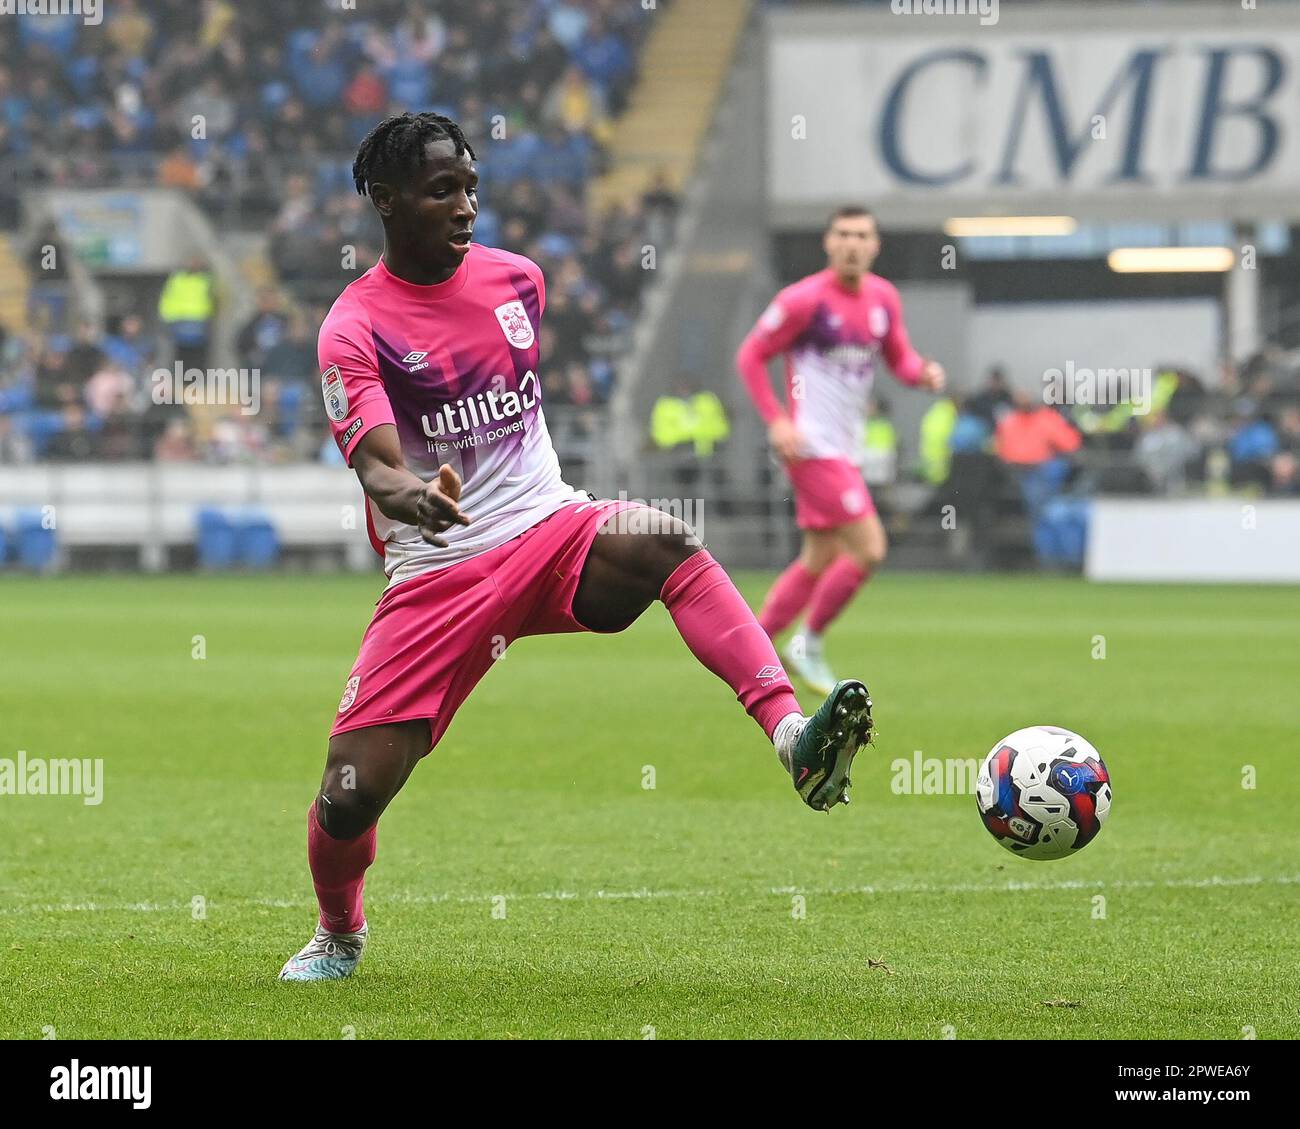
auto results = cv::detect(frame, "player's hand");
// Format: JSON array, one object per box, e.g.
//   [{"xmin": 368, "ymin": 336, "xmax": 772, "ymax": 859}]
[
  {"xmin": 416, "ymin": 464, "xmax": 471, "ymax": 547},
  {"xmin": 919, "ymin": 360, "xmax": 946, "ymax": 394},
  {"xmin": 768, "ymin": 416, "xmax": 805, "ymax": 462}
]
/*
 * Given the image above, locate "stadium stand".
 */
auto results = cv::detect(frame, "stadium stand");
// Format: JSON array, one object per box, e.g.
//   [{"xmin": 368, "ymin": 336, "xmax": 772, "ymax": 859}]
[{"xmin": 0, "ymin": 0, "xmax": 676, "ymax": 472}]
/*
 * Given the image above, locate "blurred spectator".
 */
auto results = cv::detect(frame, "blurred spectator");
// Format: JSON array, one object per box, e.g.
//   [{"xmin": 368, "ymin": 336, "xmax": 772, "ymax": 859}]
[
  {"xmin": 106, "ymin": 0, "xmax": 157, "ymax": 57},
  {"xmin": 343, "ymin": 64, "xmax": 389, "ymax": 116},
  {"xmin": 1135, "ymin": 413, "xmax": 1201, "ymax": 493},
  {"xmin": 35, "ymin": 342, "xmax": 78, "ymax": 410},
  {"xmin": 157, "ymin": 145, "xmax": 204, "ymax": 190},
  {"xmin": 102, "ymin": 314, "xmax": 158, "ymax": 375},
  {"xmin": 84, "ymin": 358, "xmax": 135, "ymax": 418},
  {"xmin": 239, "ymin": 289, "xmax": 291, "ymax": 373},
  {"xmin": 996, "ymin": 390, "xmax": 1083, "ymax": 468},
  {"xmin": 1226, "ymin": 405, "xmax": 1278, "ymax": 491},
  {"xmin": 651, "ymin": 384, "xmax": 693, "ymax": 453},
  {"xmin": 1269, "ymin": 406, "xmax": 1300, "ymax": 495},
  {"xmin": 26, "ymin": 220, "xmax": 71, "ymax": 332},
  {"xmin": 65, "ymin": 321, "xmax": 107, "ymax": 389},
  {"xmin": 543, "ymin": 66, "xmax": 611, "ymax": 143},
  {"xmin": 641, "ymin": 169, "xmax": 680, "ymax": 248},
  {"xmin": 650, "ymin": 378, "xmax": 730, "ymax": 458},
  {"xmin": 917, "ymin": 396, "xmax": 955, "ymax": 485},
  {"xmin": 154, "ymin": 417, "xmax": 198, "ymax": 462},
  {"xmin": 176, "ymin": 76, "xmax": 237, "ymax": 142},
  {"xmin": 965, "ymin": 365, "xmax": 1012, "ymax": 427},
  {"xmin": 950, "ymin": 399, "xmax": 993, "ymax": 455},
  {"xmin": 43, "ymin": 405, "xmax": 98, "ymax": 462},
  {"xmin": 997, "ymin": 389, "xmax": 1083, "ymax": 524},
  {"xmin": 0, "ymin": 415, "xmax": 33, "ymax": 463},
  {"xmin": 572, "ymin": 13, "xmax": 636, "ymax": 114},
  {"xmin": 157, "ymin": 255, "xmax": 216, "ymax": 370}
]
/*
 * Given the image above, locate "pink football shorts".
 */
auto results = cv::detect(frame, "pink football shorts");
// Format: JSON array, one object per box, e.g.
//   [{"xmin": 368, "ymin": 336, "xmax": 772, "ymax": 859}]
[
  {"xmin": 785, "ymin": 456, "xmax": 876, "ymax": 530},
  {"xmin": 330, "ymin": 498, "xmax": 642, "ymax": 750}
]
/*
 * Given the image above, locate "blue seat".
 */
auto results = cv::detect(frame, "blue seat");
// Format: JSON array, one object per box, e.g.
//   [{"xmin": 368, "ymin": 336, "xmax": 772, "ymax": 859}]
[
  {"xmin": 15, "ymin": 507, "xmax": 57, "ymax": 571},
  {"xmin": 237, "ymin": 511, "xmax": 281, "ymax": 569},
  {"xmin": 1034, "ymin": 499, "xmax": 1090, "ymax": 567},
  {"xmin": 196, "ymin": 508, "xmax": 238, "ymax": 569}
]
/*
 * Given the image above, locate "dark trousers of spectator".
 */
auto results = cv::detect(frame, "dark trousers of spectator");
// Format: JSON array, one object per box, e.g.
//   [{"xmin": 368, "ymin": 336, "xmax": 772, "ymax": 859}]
[{"xmin": 169, "ymin": 321, "xmax": 210, "ymax": 373}]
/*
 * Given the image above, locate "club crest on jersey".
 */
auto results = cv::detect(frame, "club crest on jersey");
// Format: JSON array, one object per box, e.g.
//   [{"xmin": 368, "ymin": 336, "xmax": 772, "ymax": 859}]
[
  {"xmin": 869, "ymin": 306, "xmax": 889, "ymax": 338},
  {"xmin": 321, "ymin": 365, "xmax": 348, "ymax": 422},
  {"xmin": 338, "ymin": 675, "xmax": 360, "ymax": 713},
  {"xmin": 760, "ymin": 302, "xmax": 785, "ymax": 331},
  {"xmin": 494, "ymin": 300, "xmax": 535, "ymax": 349}
]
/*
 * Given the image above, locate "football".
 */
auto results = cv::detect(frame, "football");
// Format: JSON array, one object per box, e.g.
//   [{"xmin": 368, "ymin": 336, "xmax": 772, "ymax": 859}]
[{"xmin": 976, "ymin": 726, "xmax": 1112, "ymax": 860}]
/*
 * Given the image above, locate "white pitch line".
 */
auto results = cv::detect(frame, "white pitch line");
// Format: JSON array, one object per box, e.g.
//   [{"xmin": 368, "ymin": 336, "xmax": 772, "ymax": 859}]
[{"xmin": 1, "ymin": 874, "xmax": 1296, "ymax": 917}]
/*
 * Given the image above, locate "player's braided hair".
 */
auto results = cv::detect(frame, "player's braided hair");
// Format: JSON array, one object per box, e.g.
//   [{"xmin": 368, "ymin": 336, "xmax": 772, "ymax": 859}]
[{"xmin": 352, "ymin": 112, "xmax": 477, "ymax": 198}]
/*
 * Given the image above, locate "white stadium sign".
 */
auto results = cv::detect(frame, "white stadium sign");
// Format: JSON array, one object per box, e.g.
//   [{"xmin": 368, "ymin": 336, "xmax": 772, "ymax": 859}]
[{"xmin": 767, "ymin": 6, "xmax": 1300, "ymax": 224}]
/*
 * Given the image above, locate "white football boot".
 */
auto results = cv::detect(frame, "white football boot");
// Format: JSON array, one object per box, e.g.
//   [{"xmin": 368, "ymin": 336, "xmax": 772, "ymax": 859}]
[{"xmin": 278, "ymin": 923, "xmax": 368, "ymax": 982}]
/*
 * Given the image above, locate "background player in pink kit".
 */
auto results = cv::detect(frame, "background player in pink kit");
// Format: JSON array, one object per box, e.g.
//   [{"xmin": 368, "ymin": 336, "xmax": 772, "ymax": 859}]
[
  {"xmin": 736, "ymin": 207, "xmax": 946, "ymax": 694},
  {"xmin": 279, "ymin": 114, "xmax": 875, "ymax": 981}
]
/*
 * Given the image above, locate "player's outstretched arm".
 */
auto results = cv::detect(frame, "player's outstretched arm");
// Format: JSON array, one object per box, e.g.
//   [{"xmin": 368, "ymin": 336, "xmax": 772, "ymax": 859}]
[{"xmin": 349, "ymin": 424, "xmax": 470, "ymax": 547}]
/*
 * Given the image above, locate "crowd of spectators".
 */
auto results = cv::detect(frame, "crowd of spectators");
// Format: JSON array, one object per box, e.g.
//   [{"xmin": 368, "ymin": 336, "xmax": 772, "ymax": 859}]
[
  {"xmin": 2, "ymin": 0, "xmax": 650, "ymax": 195},
  {"xmin": 0, "ymin": 0, "xmax": 679, "ymax": 464},
  {"xmin": 914, "ymin": 356, "xmax": 1300, "ymax": 566},
  {"xmin": 927, "ymin": 357, "xmax": 1300, "ymax": 500}
]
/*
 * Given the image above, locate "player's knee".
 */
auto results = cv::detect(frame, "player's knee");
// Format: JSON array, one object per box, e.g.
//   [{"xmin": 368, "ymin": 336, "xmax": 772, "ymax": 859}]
[
  {"xmin": 800, "ymin": 549, "xmax": 835, "ymax": 575},
  {"xmin": 846, "ymin": 542, "xmax": 884, "ymax": 570},
  {"xmin": 316, "ymin": 780, "xmax": 385, "ymax": 840},
  {"xmin": 649, "ymin": 515, "xmax": 703, "ymax": 577}
]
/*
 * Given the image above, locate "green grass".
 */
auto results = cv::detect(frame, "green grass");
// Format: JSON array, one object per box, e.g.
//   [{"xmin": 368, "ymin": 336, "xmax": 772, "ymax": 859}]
[{"xmin": 1, "ymin": 573, "xmax": 1298, "ymax": 1039}]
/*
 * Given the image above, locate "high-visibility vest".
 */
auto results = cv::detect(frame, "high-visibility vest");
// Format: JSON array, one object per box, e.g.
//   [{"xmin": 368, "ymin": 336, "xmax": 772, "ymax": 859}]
[
  {"xmin": 1148, "ymin": 370, "xmax": 1179, "ymax": 420},
  {"xmin": 651, "ymin": 396, "xmax": 693, "ymax": 449},
  {"xmin": 690, "ymin": 391, "xmax": 729, "ymax": 456},
  {"xmin": 864, "ymin": 416, "xmax": 896, "ymax": 454},
  {"xmin": 919, "ymin": 398, "xmax": 957, "ymax": 484},
  {"xmin": 158, "ymin": 270, "xmax": 214, "ymax": 323}
]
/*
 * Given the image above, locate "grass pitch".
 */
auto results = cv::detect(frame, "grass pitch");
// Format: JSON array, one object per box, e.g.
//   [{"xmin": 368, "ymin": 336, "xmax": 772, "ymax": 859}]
[{"xmin": 1, "ymin": 572, "xmax": 1297, "ymax": 1039}]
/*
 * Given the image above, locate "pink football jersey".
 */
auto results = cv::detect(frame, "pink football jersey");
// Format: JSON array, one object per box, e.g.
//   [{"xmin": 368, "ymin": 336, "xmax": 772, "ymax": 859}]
[
  {"xmin": 318, "ymin": 244, "xmax": 587, "ymax": 586},
  {"xmin": 736, "ymin": 269, "xmax": 924, "ymax": 460}
]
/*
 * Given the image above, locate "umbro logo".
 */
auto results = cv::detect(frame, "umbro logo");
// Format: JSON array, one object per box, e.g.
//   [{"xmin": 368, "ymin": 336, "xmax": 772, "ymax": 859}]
[
  {"xmin": 756, "ymin": 664, "xmax": 784, "ymax": 686},
  {"xmin": 402, "ymin": 350, "xmax": 430, "ymax": 371}
]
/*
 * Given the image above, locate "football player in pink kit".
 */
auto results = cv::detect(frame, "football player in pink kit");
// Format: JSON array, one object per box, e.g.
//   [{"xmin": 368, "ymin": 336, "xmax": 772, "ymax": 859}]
[
  {"xmin": 279, "ymin": 114, "xmax": 875, "ymax": 981},
  {"xmin": 737, "ymin": 207, "xmax": 946, "ymax": 694}
]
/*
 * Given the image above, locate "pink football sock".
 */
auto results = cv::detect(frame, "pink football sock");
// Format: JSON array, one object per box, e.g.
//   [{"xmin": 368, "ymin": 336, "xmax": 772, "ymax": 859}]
[
  {"xmin": 757, "ymin": 560, "xmax": 819, "ymax": 638},
  {"xmin": 307, "ymin": 801, "xmax": 376, "ymax": 935},
  {"xmin": 807, "ymin": 556, "xmax": 871, "ymax": 634},
  {"xmin": 661, "ymin": 551, "xmax": 802, "ymax": 739}
]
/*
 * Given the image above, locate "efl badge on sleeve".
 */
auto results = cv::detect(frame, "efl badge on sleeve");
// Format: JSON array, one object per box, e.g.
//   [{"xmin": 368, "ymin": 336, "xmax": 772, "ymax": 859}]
[{"xmin": 322, "ymin": 365, "xmax": 348, "ymax": 422}]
